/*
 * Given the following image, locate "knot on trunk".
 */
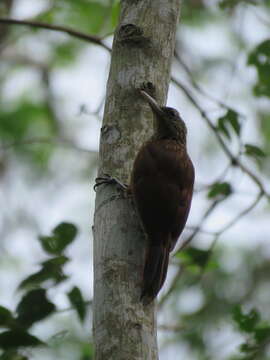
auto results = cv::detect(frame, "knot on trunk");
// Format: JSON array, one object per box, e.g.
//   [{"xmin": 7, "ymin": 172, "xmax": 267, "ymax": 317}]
[{"xmin": 118, "ymin": 24, "xmax": 149, "ymax": 46}]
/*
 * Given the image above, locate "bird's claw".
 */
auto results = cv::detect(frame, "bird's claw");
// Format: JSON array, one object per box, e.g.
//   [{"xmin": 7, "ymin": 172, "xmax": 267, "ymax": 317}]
[{"xmin": 94, "ymin": 173, "xmax": 128, "ymax": 192}]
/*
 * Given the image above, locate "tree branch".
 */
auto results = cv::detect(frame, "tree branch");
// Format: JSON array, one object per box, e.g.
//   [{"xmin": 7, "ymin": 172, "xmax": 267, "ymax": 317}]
[
  {"xmin": 0, "ymin": 17, "xmax": 111, "ymax": 52},
  {"xmin": 178, "ymin": 199, "xmax": 220, "ymax": 252},
  {"xmin": 174, "ymin": 50, "xmax": 239, "ymax": 113},
  {"xmin": 171, "ymin": 76, "xmax": 268, "ymax": 197},
  {"xmin": 216, "ymin": 191, "xmax": 264, "ymax": 235},
  {"xmin": 0, "ymin": 136, "xmax": 97, "ymax": 154},
  {"xmin": 158, "ymin": 200, "xmax": 220, "ymax": 309}
]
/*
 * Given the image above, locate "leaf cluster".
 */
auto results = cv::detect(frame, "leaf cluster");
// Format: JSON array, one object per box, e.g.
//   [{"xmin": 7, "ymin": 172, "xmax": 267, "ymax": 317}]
[
  {"xmin": 0, "ymin": 223, "xmax": 89, "ymax": 359},
  {"xmin": 38, "ymin": 0, "xmax": 120, "ymax": 35},
  {"xmin": 232, "ymin": 306, "xmax": 270, "ymax": 359},
  {"xmin": 165, "ymin": 245, "xmax": 270, "ymax": 360}
]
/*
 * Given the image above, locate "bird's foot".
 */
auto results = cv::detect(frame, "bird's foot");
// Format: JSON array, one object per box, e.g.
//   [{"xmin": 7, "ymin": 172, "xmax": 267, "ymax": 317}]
[{"xmin": 94, "ymin": 173, "xmax": 128, "ymax": 192}]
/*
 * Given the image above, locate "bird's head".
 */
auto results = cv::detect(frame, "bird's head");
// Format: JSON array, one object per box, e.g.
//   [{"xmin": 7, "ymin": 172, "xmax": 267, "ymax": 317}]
[{"xmin": 140, "ymin": 90, "xmax": 187, "ymax": 144}]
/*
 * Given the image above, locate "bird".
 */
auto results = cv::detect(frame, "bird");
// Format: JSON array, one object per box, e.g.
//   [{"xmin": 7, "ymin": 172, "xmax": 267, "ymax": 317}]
[{"xmin": 130, "ymin": 88, "xmax": 195, "ymax": 304}]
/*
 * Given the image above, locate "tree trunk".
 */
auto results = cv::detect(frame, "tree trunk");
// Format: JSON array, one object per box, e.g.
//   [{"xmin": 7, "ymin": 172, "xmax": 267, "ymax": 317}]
[{"xmin": 93, "ymin": 1, "xmax": 181, "ymax": 359}]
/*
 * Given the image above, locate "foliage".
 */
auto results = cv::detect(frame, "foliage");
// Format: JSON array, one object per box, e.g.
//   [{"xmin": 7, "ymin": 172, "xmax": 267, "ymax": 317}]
[
  {"xmin": 248, "ymin": 39, "xmax": 270, "ymax": 98},
  {"xmin": 166, "ymin": 246, "xmax": 270, "ymax": 360},
  {"xmin": 232, "ymin": 306, "xmax": 270, "ymax": 359},
  {"xmin": 217, "ymin": 110, "xmax": 241, "ymax": 140},
  {"xmin": 208, "ymin": 182, "xmax": 232, "ymax": 199},
  {"xmin": 38, "ymin": 0, "xmax": 120, "ymax": 35},
  {"xmin": 0, "ymin": 100, "xmax": 57, "ymax": 169},
  {"xmin": 0, "ymin": 0, "xmax": 269, "ymax": 359},
  {"xmin": 218, "ymin": 0, "xmax": 258, "ymax": 9},
  {"xmin": 39, "ymin": 222, "xmax": 78, "ymax": 255},
  {"xmin": 0, "ymin": 223, "xmax": 90, "ymax": 359},
  {"xmin": 68, "ymin": 287, "xmax": 87, "ymax": 323},
  {"xmin": 177, "ymin": 246, "xmax": 216, "ymax": 272}
]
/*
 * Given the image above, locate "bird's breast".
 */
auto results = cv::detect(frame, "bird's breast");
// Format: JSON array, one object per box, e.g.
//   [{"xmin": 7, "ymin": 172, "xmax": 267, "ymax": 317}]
[{"xmin": 131, "ymin": 139, "xmax": 194, "ymax": 191}]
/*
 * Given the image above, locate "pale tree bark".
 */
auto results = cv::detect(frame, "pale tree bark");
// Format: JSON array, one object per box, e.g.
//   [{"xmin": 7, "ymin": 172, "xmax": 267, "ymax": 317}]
[{"xmin": 93, "ymin": 1, "xmax": 181, "ymax": 359}]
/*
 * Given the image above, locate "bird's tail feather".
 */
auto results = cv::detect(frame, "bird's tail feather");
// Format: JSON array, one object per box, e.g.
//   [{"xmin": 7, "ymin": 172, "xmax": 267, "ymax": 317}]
[{"xmin": 141, "ymin": 244, "xmax": 170, "ymax": 304}]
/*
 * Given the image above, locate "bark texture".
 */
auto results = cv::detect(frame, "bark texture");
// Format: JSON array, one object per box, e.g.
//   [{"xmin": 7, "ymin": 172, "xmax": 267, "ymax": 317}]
[{"xmin": 93, "ymin": 1, "xmax": 181, "ymax": 359}]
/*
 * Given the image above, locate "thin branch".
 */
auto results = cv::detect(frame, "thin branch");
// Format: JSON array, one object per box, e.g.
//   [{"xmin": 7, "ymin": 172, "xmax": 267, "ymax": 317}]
[
  {"xmin": 185, "ymin": 225, "xmax": 216, "ymax": 236},
  {"xmin": 159, "ymin": 191, "xmax": 264, "ymax": 308},
  {"xmin": 0, "ymin": 136, "xmax": 97, "ymax": 154},
  {"xmin": 171, "ymin": 77, "xmax": 268, "ymax": 197},
  {"xmin": 172, "ymin": 77, "xmax": 234, "ymax": 158},
  {"xmin": 254, "ymin": 10, "xmax": 270, "ymax": 27},
  {"xmin": 194, "ymin": 162, "xmax": 231, "ymax": 193},
  {"xmin": 0, "ymin": 17, "xmax": 111, "ymax": 52},
  {"xmin": 216, "ymin": 191, "xmax": 264, "ymax": 235},
  {"xmin": 159, "ymin": 191, "xmax": 263, "ymax": 308},
  {"xmin": 178, "ymin": 199, "xmax": 220, "ymax": 252},
  {"xmin": 158, "ymin": 180, "xmax": 263, "ymax": 309},
  {"xmin": 157, "ymin": 265, "xmax": 184, "ymax": 309},
  {"xmin": 158, "ymin": 200, "xmax": 220, "ymax": 309},
  {"xmin": 174, "ymin": 51, "xmax": 235, "ymax": 112}
]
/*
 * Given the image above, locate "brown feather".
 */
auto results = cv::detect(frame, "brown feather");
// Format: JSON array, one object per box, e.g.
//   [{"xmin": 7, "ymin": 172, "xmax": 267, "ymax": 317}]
[
  {"xmin": 131, "ymin": 90, "xmax": 195, "ymax": 303},
  {"xmin": 131, "ymin": 139, "xmax": 194, "ymax": 302}
]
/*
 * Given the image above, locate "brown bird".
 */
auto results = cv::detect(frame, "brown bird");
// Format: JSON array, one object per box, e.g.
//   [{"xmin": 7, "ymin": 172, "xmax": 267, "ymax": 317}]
[{"xmin": 131, "ymin": 89, "xmax": 195, "ymax": 304}]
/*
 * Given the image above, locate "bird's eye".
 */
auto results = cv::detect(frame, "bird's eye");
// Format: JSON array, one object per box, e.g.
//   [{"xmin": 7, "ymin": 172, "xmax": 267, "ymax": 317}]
[{"xmin": 166, "ymin": 108, "xmax": 177, "ymax": 117}]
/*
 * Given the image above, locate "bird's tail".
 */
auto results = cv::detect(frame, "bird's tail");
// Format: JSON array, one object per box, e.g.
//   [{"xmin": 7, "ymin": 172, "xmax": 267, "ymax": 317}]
[{"xmin": 141, "ymin": 242, "xmax": 170, "ymax": 304}]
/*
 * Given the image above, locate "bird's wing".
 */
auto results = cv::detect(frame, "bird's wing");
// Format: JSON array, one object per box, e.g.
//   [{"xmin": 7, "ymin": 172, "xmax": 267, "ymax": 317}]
[{"xmin": 131, "ymin": 140, "xmax": 194, "ymax": 247}]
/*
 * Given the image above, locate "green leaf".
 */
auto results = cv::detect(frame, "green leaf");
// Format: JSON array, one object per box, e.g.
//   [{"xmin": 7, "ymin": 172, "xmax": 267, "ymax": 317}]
[
  {"xmin": 0, "ymin": 350, "xmax": 28, "ymax": 360},
  {"xmin": 19, "ymin": 256, "xmax": 69, "ymax": 289},
  {"xmin": 244, "ymin": 144, "xmax": 266, "ymax": 158},
  {"xmin": 232, "ymin": 305, "xmax": 260, "ymax": 333},
  {"xmin": 217, "ymin": 110, "xmax": 241, "ymax": 139},
  {"xmin": 80, "ymin": 343, "xmax": 94, "ymax": 360},
  {"xmin": 259, "ymin": 112, "xmax": 270, "ymax": 150},
  {"xmin": 248, "ymin": 40, "xmax": 270, "ymax": 97},
  {"xmin": 181, "ymin": 0, "xmax": 213, "ymax": 27},
  {"xmin": 16, "ymin": 288, "xmax": 55, "ymax": 328},
  {"xmin": 51, "ymin": 41, "xmax": 82, "ymax": 67},
  {"xmin": 0, "ymin": 307, "xmax": 15, "ymax": 329},
  {"xmin": 177, "ymin": 247, "xmax": 211, "ymax": 268},
  {"xmin": 67, "ymin": 287, "xmax": 86, "ymax": 322},
  {"xmin": 0, "ymin": 100, "xmax": 57, "ymax": 170},
  {"xmin": 0, "ymin": 101, "xmax": 55, "ymax": 140},
  {"xmin": 239, "ymin": 342, "xmax": 258, "ymax": 354},
  {"xmin": 39, "ymin": 222, "xmax": 78, "ymax": 255},
  {"xmin": 0, "ymin": 330, "xmax": 43, "ymax": 350},
  {"xmin": 111, "ymin": 1, "xmax": 120, "ymax": 29},
  {"xmin": 219, "ymin": 0, "xmax": 258, "ymax": 9},
  {"xmin": 40, "ymin": 0, "xmax": 118, "ymax": 35},
  {"xmin": 182, "ymin": 329, "xmax": 205, "ymax": 350},
  {"xmin": 208, "ymin": 182, "xmax": 232, "ymax": 199},
  {"xmin": 254, "ymin": 326, "xmax": 270, "ymax": 343},
  {"xmin": 248, "ymin": 39, "xmax": 270, "ymax": 67},
  {"xmin": 218, "ymin": 118, "xmax": 230, "ymax": 139}
]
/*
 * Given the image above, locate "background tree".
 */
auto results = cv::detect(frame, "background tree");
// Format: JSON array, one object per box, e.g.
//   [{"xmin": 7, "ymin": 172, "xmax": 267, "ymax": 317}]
[{"xmin": 0, "ymin": 0, "xmax": 269, "ymax": 359}]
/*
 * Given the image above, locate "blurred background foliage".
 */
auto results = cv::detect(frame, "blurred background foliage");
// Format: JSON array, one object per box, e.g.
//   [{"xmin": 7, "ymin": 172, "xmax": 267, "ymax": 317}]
[{"xmin": 0, "ymin": 0, "xmax": 269, "ymax": 359}]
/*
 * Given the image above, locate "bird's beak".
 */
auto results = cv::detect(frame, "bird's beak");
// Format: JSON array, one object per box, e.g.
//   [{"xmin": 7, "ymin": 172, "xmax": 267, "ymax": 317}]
[{"xmin": 140, "ymin": 90, "xmax": 164, "ymax": 117}]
